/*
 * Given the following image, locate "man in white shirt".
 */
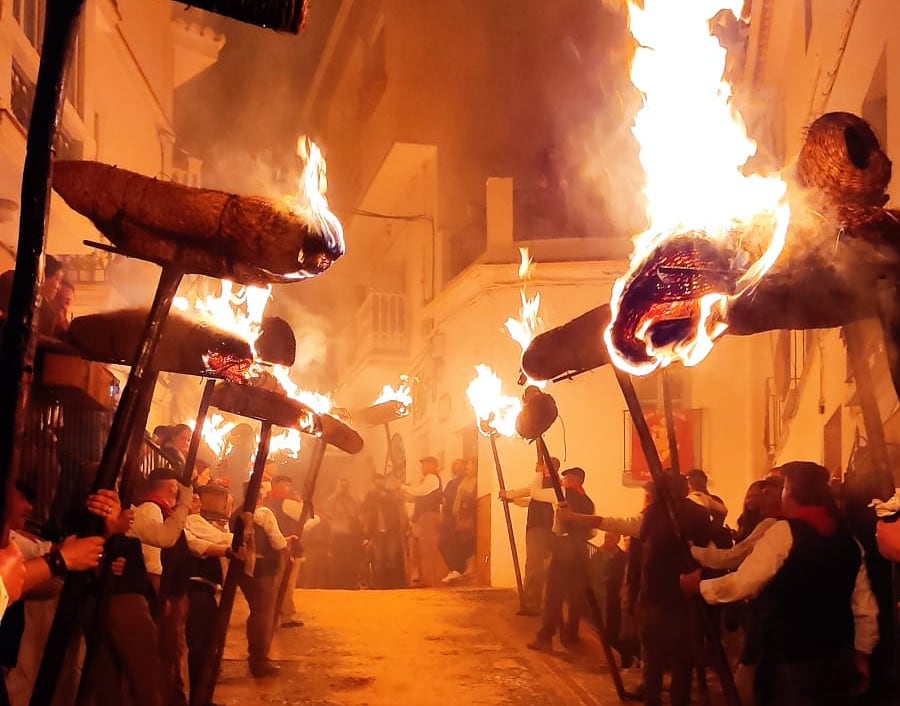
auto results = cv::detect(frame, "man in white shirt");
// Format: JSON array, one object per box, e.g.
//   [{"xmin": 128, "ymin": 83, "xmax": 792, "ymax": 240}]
[
  {"xmin": 232, "ymin": 481, "xmax": 294, "ymax": 678},
  {"xmin": 681, "ymin": 462, "xmax": 878, "ymax": 706},
  {"xmin": 499, "ymin": 456, "xmax": 560, "ymax": 615},
  {"xmin": 402, "ymin": 457, "xmax": 443, "ymax": 587},
  {"xmin": 129, "ymin": 468, "xmax": 192, "ymax": 706},
  {"xmin": 183, "ymin": 484, "xmax": 233, "ymax": 705}
]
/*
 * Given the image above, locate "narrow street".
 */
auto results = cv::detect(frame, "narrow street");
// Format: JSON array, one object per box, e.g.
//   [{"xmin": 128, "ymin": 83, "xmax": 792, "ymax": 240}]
[{"xmin": 214, "ymin": 588, "xmax": 637, "ymax": 706}]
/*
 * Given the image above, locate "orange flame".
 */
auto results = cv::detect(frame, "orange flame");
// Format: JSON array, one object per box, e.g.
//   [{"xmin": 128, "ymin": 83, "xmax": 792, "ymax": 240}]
[
  {"xmin": 270, "ymin": 363, "xmax": 333, "ymax": 415},
  {"xmin": 270, "ymin": 428, "xmax": 303, "ymax": 458},
  {"xmin": 190, "ymin": 413, "xmax": 236, "ymax": 460},
  {"xmin": 604, "ymin": 1, "xmax": 790, "ymax": 376},
  {"xmin": 284, "ymin": 136, "xmax": 345, "ymax": 268},
  {"xmin": 504, "ymin": 248, "xmax": 547, "ymax": 387},
  {"xmin": 466, "ymin": 365, "xmax": 523, "ymax": 437},
  {"xmin": 373, "ymin": 376, "xmax": 413, "ymax": 415}
]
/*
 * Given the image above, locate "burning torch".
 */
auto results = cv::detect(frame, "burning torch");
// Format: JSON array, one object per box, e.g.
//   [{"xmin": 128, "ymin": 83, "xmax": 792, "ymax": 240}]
[{"xmin": 465, "ymin": 365, "xmax": 526, "ymax": 608}]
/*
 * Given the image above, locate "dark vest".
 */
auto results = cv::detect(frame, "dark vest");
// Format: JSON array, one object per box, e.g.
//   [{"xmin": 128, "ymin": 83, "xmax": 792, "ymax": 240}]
[
  {"xmin": 758, "ymin": 519, "xmax": 860, "ymax": 663},
  {"xmin": 442, "ymin": 475, "xmax": 463, "ymax": 521},
  {"xmin": 526, "ymin": 474, "xmax": 555, "ymax": 531},
  {"xmin": 160, "ymin": 532, "xmax": 191, "ymax": 598},
  {"xmin": 231, "ymin": 510, "xmax": 280, "ymax": 578},
  {"xmin": 413, "ymin": 476, "xmax": 442, "ymax": 521},
  {"xmin": 107, "ymin": 534, "xmax": 154, "ymax": 600},
  {"xmin": 266, "ymin": 496, "xmax": 301, "ymax": 537},
  {"xmin": 185, "ymin": 511, "xmax": 231, "ymax": 588}
]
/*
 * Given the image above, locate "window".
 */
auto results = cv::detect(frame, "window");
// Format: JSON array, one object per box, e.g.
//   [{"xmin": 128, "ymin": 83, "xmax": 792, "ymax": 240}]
[{"xmin": 11, "ymin": 1, "xmax": 85, "ymax": 118}]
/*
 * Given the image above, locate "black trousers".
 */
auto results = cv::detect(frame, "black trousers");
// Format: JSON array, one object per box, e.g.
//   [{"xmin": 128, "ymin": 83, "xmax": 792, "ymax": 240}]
[
  {"xmin": 438, "ymin": 526, "xmax": 475, "ymax": 574},
  {"xmin": 371, "ymin": 531, "xmax": 406, "ymax": 589},
  {"xmin": 638, "ymin": 600, "xmax": 695, "ymax": 706},
  {"xmin": 537, "ymin": 538, "xmax": 587, "ymax": 642},
  {"xmin": 186, "ymin": 583, "xmax": 218, "ymax": 705},
  {"xmin": 756, "ymin": 649, "xmax": 858, "ymax": 706}
]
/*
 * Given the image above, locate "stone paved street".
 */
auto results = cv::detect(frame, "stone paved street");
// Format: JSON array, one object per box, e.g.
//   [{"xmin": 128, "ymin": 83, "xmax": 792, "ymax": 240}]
[{"xmin": 212, "ymin": 587, "xmax": 639, "ymax": 706}]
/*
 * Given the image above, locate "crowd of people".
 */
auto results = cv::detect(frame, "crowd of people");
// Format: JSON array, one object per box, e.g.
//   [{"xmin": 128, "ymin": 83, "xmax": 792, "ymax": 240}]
[
  {"xmin": 0, "ymin": 443, "xmax": 485, "ymax": 705},
  {"xmin": 504, "ymin": 458, "xmax": 898, "ymax": 706},
  {"xmin": 299, "ymin": 456, "xmax": 479, "ymax": 590}
]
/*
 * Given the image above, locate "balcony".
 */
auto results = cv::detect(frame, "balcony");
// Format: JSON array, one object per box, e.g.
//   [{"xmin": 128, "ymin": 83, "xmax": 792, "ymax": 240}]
[{"xmin": 340, "ymin": 292, "xmax": 408, "ymax": 373}]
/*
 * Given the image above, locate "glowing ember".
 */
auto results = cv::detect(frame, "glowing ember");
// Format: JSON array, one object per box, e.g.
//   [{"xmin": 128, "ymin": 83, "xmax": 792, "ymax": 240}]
[
  {"xmin": 505, "ymin": 248, "xmax": 546, "ymax": 387},
  {"xmin": 466, "ymin": 365, "xmax": 523, "ymax": 437},
  {"xmin": 284, "ymin": 136, "xmax": 345, "ymax": 269},
  {"xmin": 604, "ymin": 1, "xmax": 789, "ymax": 376},
  {"xmin": 373, "ymin": 376, "xmax": 413, "ymax": 415},
  {"xmin": 271, "ymin": 364, "xmax": 334, "ymax": 415}
]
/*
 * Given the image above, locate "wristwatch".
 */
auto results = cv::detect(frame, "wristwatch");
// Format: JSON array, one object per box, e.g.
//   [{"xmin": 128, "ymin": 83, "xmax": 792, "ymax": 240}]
[{"xmin": 44, "ymin": 548, "xmax": 68, "ymax": 577}]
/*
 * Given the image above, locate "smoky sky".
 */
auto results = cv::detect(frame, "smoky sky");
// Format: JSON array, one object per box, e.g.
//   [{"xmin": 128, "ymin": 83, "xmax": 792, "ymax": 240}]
[{"xmin": 174, "ymin": 1, "xmax": 341, "ymax": 185}]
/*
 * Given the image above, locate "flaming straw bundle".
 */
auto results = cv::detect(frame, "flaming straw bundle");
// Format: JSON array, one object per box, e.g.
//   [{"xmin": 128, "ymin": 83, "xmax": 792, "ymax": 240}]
[
  {"xmin": 604, "ymin": 1, "xmax": 789, "ymax": 375},
  {"xmin": 53, "ymin": 137, "xmax": 344, "ymax": 285}
]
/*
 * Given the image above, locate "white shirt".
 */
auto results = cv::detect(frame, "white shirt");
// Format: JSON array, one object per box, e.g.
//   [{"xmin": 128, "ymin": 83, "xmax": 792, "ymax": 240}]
[
  {"xmin": 699, "ymin": 519, "xmax": 880, "ymax": 654},
  {"xmin": 597, "ymin": 514, "xmax": 643, "ymax": 538},
  {"xmin": 129, "ymin": 500, "xmax": 189, "ymax": 576},
  {"xmin": 688, "ymin": 491, "xmax": 728, "ymax": 517},
  {"xmin": 691, "ymin": 517, "xmax": 779, "ymax": 571},
  {"xmin": 10, "ymin": 531, "xmax": 51, "ymax": 561},
  {"xmin": 184, "ymin": 514, "xmax": 232, "ymax": 557},
  {"xmin": 403, "ymin": 475, "xmax": 440, "ymax": 497},
  {"xmin": 254, "ymin": 506, "xmax": 288, "ymax": 551}
]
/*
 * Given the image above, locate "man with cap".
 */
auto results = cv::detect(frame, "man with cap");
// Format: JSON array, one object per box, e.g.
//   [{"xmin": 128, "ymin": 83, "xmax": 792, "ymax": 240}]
[
  {"xmin": 183, "ymin": 483, "xmax": 233, "ymax": 706},
  {"xmin": 402, "ymin": 456, "xmax": 443, "ymax": 587},
  {"xmin": 527, "ymin": 466, "xmax": 595, "ymax": 651},
  {"xmin": 266, "ymin": 474, "xmax": 307, "ymax": 628},
  {"xmin": 681, "ymin": 461, "xmax": 879, "ymax": 706},
  {"xmin": 500, "ymin": 456, "xmax": 561, "ymax": 616}
]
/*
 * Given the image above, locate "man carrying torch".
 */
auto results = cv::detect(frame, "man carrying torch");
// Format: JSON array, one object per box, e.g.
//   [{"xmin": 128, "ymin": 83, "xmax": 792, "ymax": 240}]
[
  {"xmin": 525, "ymin": 466, "xmax": 595, "ymax": 652},
  {"xmin": 499, "ymin": 456, "xmax": 561, "ymax": 616}
]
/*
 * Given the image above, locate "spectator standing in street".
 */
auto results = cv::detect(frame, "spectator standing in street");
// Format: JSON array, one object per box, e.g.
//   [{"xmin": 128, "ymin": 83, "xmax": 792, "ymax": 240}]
[
  {"xmin": 360, "ymin": 473, "xmax": 408, "ymax": 589},
  {"xmin": 323, "ymin": 477, "xmax": 362, "ymax": 589},
  {"xmin": 438, "ymin": 459, "xmax": 467, "ymax": 583},
  {"xmin": 403, "ymin": 457, "xmax": 444, "ymax": 587}
]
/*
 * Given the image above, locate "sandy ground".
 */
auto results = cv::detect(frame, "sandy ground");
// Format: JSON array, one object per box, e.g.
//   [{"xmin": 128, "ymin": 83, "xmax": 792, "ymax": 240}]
[{"xmin": 211, "ymin": 587, "xmax": 639, "ymax": 706}]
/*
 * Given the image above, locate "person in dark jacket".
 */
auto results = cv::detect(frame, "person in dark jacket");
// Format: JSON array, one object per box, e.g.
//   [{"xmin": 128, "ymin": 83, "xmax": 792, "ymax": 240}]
[
  {"xmin": 682, "ymin": 461, "xmax": 879, "ymax": 706},
  {"xmin": 438, "ymin": 459, "xmax": 468, "ymax": 582},
  {"xmin": 361, "ymin": 473, "xmax": 408, "ymax": 589},
  {"xmin": 527, "ymin": 467, "xmax": 595, "ymax": 651}
]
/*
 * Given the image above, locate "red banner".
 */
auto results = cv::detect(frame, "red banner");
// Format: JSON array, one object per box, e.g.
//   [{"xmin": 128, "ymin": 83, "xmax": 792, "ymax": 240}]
[{"xmin": 628, "ymin": 408, "xmax": 694, "ymax": 483}]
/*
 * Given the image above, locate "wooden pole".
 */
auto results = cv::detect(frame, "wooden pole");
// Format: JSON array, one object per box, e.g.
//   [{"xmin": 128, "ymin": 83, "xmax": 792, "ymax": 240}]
[
  {"xmin": 489, "ymin": 434, "xmax": 525, "ymax": 608},
  {"xmin": 192, "ymin": 421, "xmax": 273, "ymax": 706},
  {"xmin": 661, "ymin": 370, "xmax": 681, "ymax": 475},
  {"xmin": 271, "ymin": 435, "xmax": 326, "ymax": 636},
  {"xmin": 613, "ymin": 368, "xmax": 740, "ymax": 706},
  {"xmin": 534, "ymin": 435, "xmax": 629, "ymax": 702},
  {"xmin": 844, "ymin": 321, "xmax": 894, "ymax": 499},
  {"xmin": 0, "ymin": 0, "xmax": 85, "ymax": 543},
  {"xmin": 182, "ymin": 379, "xmax": 218, "ymax": 486}
]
